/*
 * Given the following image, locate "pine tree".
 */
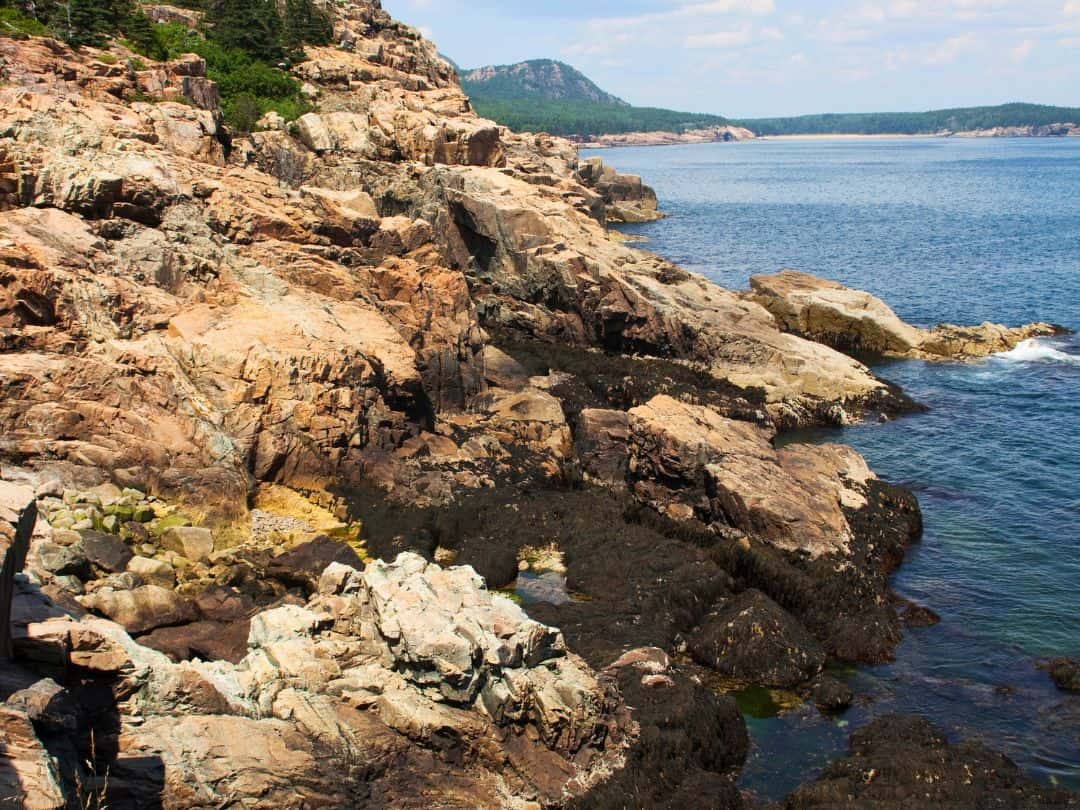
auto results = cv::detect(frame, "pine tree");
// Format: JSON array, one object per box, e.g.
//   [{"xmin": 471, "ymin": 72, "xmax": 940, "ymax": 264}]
[
  {"xmin": 64, "ymin": 0, "xmax": 107, "ymax": 46},
  {"xmin": 206, "ymin": 0, "xmax": 283, "ymax": 61},
  {"xmin": 282, "ymin": 0, "xmax": 331, "ymax": 56}
]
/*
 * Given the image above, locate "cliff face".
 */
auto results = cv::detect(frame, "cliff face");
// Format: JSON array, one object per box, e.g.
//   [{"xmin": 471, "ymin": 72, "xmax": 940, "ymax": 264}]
[{"xmin": 0, "ymin": 4, "xmax": 907, "ymax": 526}]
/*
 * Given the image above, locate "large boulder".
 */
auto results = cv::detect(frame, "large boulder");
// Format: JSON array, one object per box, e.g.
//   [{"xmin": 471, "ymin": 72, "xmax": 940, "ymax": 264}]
[
  {"xmin": 80, "ymin": 585, "xmax": 197, "ymax": 635},
  {"xmin": 750, "ymin": 269, "xmax": 1061, "ymax": 359},
  {"xmin": 688, "ymin": 590, "xmax": 825, "ymax": 688}
]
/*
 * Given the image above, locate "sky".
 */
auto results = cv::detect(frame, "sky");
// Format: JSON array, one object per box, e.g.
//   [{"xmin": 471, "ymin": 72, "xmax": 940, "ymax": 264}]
[{"xmin": 382, "ymin": 0, "xmax": 1080, "ymax": 118}]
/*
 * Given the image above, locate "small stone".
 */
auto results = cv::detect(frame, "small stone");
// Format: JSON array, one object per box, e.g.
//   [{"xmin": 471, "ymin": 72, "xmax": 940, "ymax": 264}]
[
  {"xmin": 99, "ymin": 571, "xmax": 143, "ymax": 591},
  {"xmin": 121, "ymin": 521, "xmax": 151, "ymax": 544},
  {"xmin": 807, "ymin": 674, "xmax": 854, "ymax": 712},
  {"xmin": 51, "ymin": 528, "xmax": 83, "ymax": 547},
  {"xmin": 161, "ymin": 526, "xmax": 214, "ymax": 562},
  {"xmin": 127, "ymin": 556, "xmax": 176, "ymax": 589},
  {"xmin": 34, "ymin": 478, "xmax": 64, "ymax": 498},
  {"xmin": 151, "ymin": 512, "xmax": 192, "ymax": 537}
]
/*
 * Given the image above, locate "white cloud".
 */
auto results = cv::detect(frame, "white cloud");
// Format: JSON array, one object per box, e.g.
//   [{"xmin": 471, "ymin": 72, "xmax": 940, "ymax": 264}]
[
  {"xmin": 885, "ymin": 33, "xmax": 981, "ymax": 68},
  {"xmin": 1065, "ymin": 0, "xmax": 1080, "ymax": 15},
  {"xmin": 685, "ymin": 25, "xmax": 754, "ymax": 48},
  {"xmin": 1010, "ymin": 38, "xmax": 1036, "ymax": 61}
]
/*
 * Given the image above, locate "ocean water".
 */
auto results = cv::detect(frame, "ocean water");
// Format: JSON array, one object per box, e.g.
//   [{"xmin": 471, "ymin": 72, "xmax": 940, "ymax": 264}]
[{"xmin": 586, "ymin": 138, "xmax": 1080, "ymax": 800}]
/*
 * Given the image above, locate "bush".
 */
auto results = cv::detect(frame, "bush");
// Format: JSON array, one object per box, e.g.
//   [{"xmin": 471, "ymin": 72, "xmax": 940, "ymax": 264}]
[
  {"xmin": 224, "ymin": 93, "xmax": 262, "ymax": 132},
  {"xmin": 0, "ymin": 6, "xmax": 49, "ymax": 37}
]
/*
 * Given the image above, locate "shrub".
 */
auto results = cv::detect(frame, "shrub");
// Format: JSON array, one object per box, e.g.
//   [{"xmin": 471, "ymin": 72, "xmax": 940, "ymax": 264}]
[
  {"xmin": 0, "ymin": 6, "xmax": 49, "ymax": 37},
  {"xmin": 224, "ymin": 92, "xmax": 262, "ymax": 132}
]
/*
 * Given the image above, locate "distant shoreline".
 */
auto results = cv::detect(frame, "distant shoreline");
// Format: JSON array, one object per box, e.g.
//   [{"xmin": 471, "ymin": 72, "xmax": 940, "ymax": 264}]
[{"xmin": 579, "ymin": 129, "xmax": 1080, "ymax": 148}]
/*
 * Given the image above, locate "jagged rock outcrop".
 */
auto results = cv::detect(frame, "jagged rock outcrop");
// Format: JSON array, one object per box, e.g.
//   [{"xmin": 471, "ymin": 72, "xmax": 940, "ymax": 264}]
[
  {"xmin": 9, "ymin": 552, "xmax": 631, "ymax": 808},
  {"xmin": 750, "ymin": 269, "xmax": 1063, "ymax": 360},
  {"xmin": 575, "ymin": 157, "xmax": 661, "ymax": 223},
  {"xmin": 953, "ymin": 123, "xmax": 1080, "ymax": 138}
]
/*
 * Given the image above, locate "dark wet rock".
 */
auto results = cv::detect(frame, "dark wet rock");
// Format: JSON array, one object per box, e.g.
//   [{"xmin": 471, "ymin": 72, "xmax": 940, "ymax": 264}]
[
  {"xmin": 894, "ymin": 595, "xmax": 941, "ymax": 628},
  {"xmin": 501, "ymin": 490, "xmax": 735, "ymax": 669},
  {"xmin": 688, "ymin": 589, "xmax": 825, "ymax": 689},
  {"xmin": 570, "ymin": 651, "xmax": 748, "ymax": 810},
  {"xmin": 576, "ymin": 408, "xmax": 632, "ymax": 483},
  {"xmin": 444, "ymin": 528, "xmax": 520, "ymax": 589},
  {"xmin": 1039, "ymin": 658, "xmax": 1080, "ymax": 693},
  {"xmin": 493, "ymin": 334, "xmax": 768, "ymax": 426},
  {"xmin": 139, "ymin": 619, "xmax": 251, "ymax": 663},
  {"xmin": 265, "ymin": 536, "xmax": 365, "ymax": 594},
  {"xmin": 80, "ymin": 530, "xmax": 134, "ymax": 574},
  {"xmin": 195, "ymin": 586, "xmax": 255, "ymax": 622},
  {"xmin": 805, "ymin": 674, "xmax": 854, "ymax": 713},
  {"xmin": 784, "ymin": 714, "xmax": 1079, "ymax": 808}
]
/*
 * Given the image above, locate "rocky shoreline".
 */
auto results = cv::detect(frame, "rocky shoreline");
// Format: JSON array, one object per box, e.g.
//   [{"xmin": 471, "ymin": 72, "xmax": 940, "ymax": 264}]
[
  {"xmin": 572, "ymin": 125, "xmax": 756, "ymax": 149},
  {"xmin": 1, "ymin": 2, "xmax": 1077, "ymax": 807}
]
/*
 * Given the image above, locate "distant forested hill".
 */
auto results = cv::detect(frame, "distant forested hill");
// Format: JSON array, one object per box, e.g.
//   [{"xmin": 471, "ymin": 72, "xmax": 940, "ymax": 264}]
[
  {"xmin": 736, "ymin": 103, "xmax": 1080, "ymax": 135},
  {"xmin": 457, "ymin": 59, "xmax": 731, "ymax": 136},
  {"xmin": 453, "ymin": 58, "xmax": 1078, "ymax": 138}
]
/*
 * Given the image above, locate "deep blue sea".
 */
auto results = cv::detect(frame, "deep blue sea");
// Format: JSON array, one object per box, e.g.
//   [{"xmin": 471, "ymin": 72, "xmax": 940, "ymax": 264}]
[{"xmin": 586, "ymin": 138, "xmax": 1080, "ymax": 801}]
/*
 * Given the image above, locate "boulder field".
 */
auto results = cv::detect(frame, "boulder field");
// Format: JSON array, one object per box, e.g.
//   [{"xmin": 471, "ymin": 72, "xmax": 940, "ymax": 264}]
[{"xmin": 0, "ymin": 2, "xmax": 1073, "ymax": 808}]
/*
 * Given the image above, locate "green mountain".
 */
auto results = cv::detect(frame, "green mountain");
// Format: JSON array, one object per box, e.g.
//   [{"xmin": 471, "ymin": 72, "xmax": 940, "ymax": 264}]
[
  {"xmin": 460, "ymin": 59, "xmax": 628, "ymax": 106},
  {"xmin": 456, "ymin": 58, "xmax": 731, "ymax": 137},
  {"xmin": 738, "ymin": 103, "xmax": 1080, "ymax": 136}
]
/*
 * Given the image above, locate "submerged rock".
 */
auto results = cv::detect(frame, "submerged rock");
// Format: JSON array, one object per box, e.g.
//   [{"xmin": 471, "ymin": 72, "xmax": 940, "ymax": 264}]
[
  {"xmin": 1039, "ymin": 658, "xmax": 1080, "ymax": 693},
  {"xmin": 785, "ymin": 714, "xmax": 1078, "ymax": 807}
]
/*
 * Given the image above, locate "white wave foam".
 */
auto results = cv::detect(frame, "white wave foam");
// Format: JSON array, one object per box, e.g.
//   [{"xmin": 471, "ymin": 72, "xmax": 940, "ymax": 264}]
[{"xmin": 995, "ymin": 338, "xmax": 1080, "ymax": 365}]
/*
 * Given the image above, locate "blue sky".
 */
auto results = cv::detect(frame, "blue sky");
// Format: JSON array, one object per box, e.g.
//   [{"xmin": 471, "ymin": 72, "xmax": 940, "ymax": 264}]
[{"xmin": 383, "ymin": 0, "xmax": 1080, "ymax": 118}]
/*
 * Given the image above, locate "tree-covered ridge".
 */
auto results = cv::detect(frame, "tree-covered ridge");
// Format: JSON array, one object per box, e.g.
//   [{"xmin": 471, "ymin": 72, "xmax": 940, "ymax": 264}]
[
  {"xmin": 738, "ymin": 103, "xmax": 1080, "ymax": 135},
  {"xmin": 0, "ymin": 0, "xmax": 334, "ymax": 130},
  {"xmin": 470, "ymin": 97, "xmax": 730, "ymax": 137},
  {"xmin": 460, "ymin": 59, "xmax": 629, "ymax": 106}
]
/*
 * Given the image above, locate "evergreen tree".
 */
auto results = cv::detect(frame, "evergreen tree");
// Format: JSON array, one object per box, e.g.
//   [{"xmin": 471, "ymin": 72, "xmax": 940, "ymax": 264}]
[
  {"xmin": 282, "ymin": 0, "xmax": 331, "ymax": 56},
  {"xmin": 64, "ymin": 0, "xmax": 108, "ymax": 46},
  {"xmin": 205, "ymin": 0, "xmax": 283, "ymax": 61}
]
